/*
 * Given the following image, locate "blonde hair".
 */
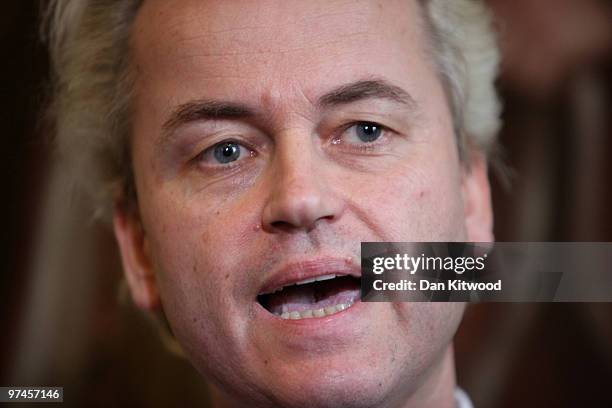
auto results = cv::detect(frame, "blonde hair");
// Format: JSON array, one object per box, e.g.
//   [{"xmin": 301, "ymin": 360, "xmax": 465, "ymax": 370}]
[{"xmin": 45, "ymin": 0, "xmax": 502, "ymax": 220}]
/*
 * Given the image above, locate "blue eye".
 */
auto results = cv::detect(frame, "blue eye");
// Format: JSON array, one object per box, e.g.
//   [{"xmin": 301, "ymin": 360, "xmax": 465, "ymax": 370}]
[
  {"xmin": 213, "ymin": 142, "xmax": 242, "ymax": 164},
  {"xmin": 354, "ymin": 122, "xmax": 382, "ymax": 143}
]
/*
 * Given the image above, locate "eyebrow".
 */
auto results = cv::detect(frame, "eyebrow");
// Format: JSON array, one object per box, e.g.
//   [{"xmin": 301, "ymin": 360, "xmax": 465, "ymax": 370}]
[
  {"xmin": 161, "ymin": 100, "xmax": 255, "ymax": 136},
  {"xmin": 160, "ymin": 78, "xmax": 417, "ymax": 144},
  {"xmin": 318, "ymin": 79, "xmax": 417, "ymax": 109}
]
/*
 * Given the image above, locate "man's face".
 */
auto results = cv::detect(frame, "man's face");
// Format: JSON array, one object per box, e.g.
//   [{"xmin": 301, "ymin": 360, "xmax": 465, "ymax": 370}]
[{"xmin": 116, "ymin": 0, "xmax": 493, "ymax": 406}]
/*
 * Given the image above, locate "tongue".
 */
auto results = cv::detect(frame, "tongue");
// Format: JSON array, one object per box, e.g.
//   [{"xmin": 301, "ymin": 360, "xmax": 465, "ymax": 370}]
[{"xmin": 265, "ymin": 278, "xmax": 360, "ymax": 315}]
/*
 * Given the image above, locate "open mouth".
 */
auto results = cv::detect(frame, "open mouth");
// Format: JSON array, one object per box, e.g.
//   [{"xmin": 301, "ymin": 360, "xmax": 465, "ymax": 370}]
[{"xmin": 257, "ymin": 275, "xmax": 361, "ymax": 320}]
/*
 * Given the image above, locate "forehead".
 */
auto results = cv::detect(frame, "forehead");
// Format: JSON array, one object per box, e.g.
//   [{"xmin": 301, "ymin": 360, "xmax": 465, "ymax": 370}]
[{"xmin": 131, "ymin": 0, "xmax": 433, "ymax": 111}]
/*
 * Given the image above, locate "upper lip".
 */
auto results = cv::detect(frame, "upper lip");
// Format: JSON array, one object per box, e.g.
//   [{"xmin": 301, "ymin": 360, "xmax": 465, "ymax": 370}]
[{"xmin": 259, "ymin": 257, "xmax": 361, "ymax": 295}]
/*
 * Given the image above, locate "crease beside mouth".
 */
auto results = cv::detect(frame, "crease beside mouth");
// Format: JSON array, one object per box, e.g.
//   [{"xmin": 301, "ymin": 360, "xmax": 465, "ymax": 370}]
[{"xmin": 257, "ymin": 275, "xmax": 361, "ymax": 319}]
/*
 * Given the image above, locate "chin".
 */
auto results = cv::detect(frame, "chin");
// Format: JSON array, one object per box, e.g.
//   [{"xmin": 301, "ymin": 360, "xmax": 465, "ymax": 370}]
[
  {"xmin": 216, "ymin": 342, "xmax": 414, "ymax": 408},
  {"xmin": 240, "ymin": 370, "xmax": 395, "ymax": 408}
]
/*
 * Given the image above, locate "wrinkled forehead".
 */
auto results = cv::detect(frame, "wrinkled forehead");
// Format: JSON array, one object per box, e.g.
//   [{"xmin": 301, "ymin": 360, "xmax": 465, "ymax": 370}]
[{"xmin": 131, "ymin": 0, "xmax": 434, "ymax": 110}]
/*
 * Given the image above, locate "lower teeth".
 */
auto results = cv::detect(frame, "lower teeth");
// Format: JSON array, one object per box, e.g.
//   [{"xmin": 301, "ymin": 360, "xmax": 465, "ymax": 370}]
[{"xmin": 278, "ymin": 302, "xmax": 353, "ymax": 320}]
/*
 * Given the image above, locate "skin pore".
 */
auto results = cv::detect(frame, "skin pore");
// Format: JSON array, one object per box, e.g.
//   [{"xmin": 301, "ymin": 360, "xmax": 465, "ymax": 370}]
[{"xmin": 113, "ymin": 0, "xmax": 494, "ymax": 407}]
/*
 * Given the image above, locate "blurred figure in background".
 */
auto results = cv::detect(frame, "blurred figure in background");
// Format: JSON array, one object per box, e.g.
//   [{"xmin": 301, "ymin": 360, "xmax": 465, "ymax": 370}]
[{"xmin": 457, "ymin": 0, "xmax": 612, "ymax": 407}]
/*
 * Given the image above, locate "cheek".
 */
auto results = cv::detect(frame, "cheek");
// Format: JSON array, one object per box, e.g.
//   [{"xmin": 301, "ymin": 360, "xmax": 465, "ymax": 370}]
[
  {"xmin": 395, "ymin": 303, "xmax": 465, "ymax": 339},
  {"xmin": 149, "ymin": 205, "xmax": 250, "ymax": 292},
  {"xmin": 141, "ymin": 190, "xmax": 255, "ymax": 317},
  {"xmin": 141, "ymin": 197, "xmax": 259, "ymax": 372},
  {"xmin": 348, "ymin": 160, "xmax": 466, "ymax": 241},
  {"xmin": 395, "ymin": 303, "xmax": 464, "ymax": 369},
  {"xmin": 149, "ymin": 186, "xmax": 270, "ymax": 297}
]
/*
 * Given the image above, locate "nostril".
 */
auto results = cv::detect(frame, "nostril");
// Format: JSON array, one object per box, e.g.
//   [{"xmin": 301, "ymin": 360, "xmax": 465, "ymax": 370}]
[
  {"xmin": 268, "ymin": 213, "xmax": 336, "ymax": 232},
  {"xmin": 270, "ymin": 220, "xmax": 294, "ymax": 231}
]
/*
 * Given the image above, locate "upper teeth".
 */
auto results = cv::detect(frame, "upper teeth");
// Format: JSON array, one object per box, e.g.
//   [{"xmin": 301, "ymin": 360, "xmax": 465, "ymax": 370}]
[
  {"xmin": 263, "ymin": 274, "xmax": 339, "ymax": 294},
  {"xmin": 295, "ymin": 274, "xmax": 336, "ymax": 286}
]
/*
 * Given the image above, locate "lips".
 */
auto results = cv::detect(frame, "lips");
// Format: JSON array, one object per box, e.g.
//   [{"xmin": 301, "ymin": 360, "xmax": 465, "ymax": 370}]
[{"xmin": 257, "ymin": 258, "xmax": 361, "ymax": 320}]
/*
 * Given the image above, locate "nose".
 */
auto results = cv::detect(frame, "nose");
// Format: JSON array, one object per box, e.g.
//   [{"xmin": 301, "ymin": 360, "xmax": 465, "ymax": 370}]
[{"xmin": 261, "ymin": 139, "xmax": 344, "ymax": 233}]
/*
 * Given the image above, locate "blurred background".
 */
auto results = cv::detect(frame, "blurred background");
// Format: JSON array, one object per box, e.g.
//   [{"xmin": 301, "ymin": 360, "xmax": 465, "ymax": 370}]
[{"xmin": 1, "ymin": 0, "xmax": 611, "ymax": 407}]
